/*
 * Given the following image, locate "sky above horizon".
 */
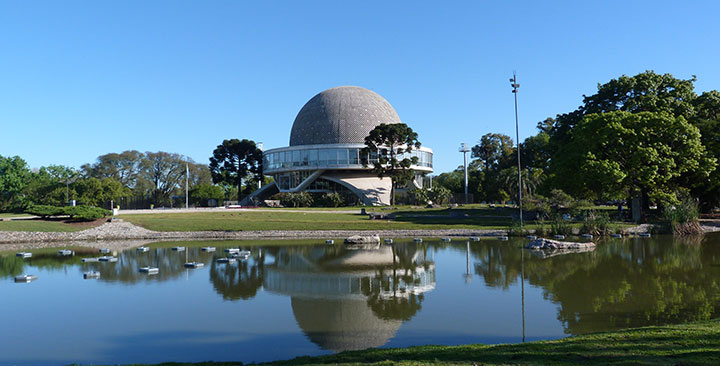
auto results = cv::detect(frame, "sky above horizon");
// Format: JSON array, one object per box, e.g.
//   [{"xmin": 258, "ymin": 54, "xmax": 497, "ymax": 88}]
[{"xmin": 1, "ymin": 0, "xmax": 719, "ymax": 175}]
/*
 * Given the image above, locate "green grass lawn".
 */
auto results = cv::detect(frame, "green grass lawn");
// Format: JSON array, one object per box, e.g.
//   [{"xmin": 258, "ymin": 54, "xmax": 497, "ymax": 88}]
[
  {"xmin": 0, "ymin": 219, "xmax": 88, "ymax": 232},
  {"xmin": 121, "ymin": 210, "xmax": 514, "ymax": 231},
  {"xmin": 94, "ymin": 319, "xmax": 720, "ymax": 366},
  {"xmin": 0, "ymin": 206, "xmax": 635, "ymax": 233}
]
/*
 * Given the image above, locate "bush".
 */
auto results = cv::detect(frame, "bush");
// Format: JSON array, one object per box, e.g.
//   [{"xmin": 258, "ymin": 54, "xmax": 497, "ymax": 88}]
[
  {"xmin": 64, "ymin": 205, "xmax": 111, "ymax": 221},
  {"xmin": 429, "ymin": 186, "xmax": 452, "ymax": 205},
  {"xmin": 409, "ymin": 188, "xmax": 430, "ymax": 205},
  {"xmin": 27, "ymin": 205, "xmax": 65, "ymax": 218},
  {"xmin": 27, "ymin": 205, "xmax": 110, "ymax": 221},
  {"xmin": 663, "ymin": 199, "xmax": 702, "ymax": 236},
  {"xmin": 272, "ymin": 192, "xmax": 313, "ymax": 207},
  {"xmin": 319, "ymin": 192, "xmax": 343, "ymax": 207},
  {"xmin": 507, "ymin": 220, "xmax": 527, "ymax": 237},
  {"xmin": 581, "ymin": 210, "xmax": 611, "ymax": 236},
  {"xmin": 550, "ymin": 214, "xmax": 572, "ymax": 236},
  {"xmin": 534, "ymin": 217, "xmax": 550, "ymax": 237}
]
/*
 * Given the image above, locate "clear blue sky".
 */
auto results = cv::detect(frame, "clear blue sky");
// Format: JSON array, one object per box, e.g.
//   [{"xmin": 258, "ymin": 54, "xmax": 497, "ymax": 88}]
[{"xmin": 1, "ymin": 0, "xmax": 718, "ymax": 174}]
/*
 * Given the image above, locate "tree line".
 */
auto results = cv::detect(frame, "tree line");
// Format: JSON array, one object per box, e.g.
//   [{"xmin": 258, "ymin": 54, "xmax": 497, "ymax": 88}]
[
  {"xmin": 2, "ymin": 70, "xmax": 718, "ymax": 215},
  {"xmin": 434, "ymin": 71, "xmax": 720, "ymax": 217},
  {"xmin": 1, "ymin": 151, "xmax": 230, "ymax": 211}
]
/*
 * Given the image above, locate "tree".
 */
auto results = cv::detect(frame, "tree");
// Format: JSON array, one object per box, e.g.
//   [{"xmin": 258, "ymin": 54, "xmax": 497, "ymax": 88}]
[
  {"xmin": 549, "ymin": 71, "xmax": 698, "ymax": 153},
  {"xmin": 82, "ymin": 150, "xmax": 143, "ymax": 188},
  {"xmin": 498, "ymin": 166, "xmax": 544, "ymax": 204},
  {"xmin": 209, "ymin": 139, "xmax": 263, "ymax": 201},
  {"xmin": 691, "ymin": 91, "xmax": 720, "ymax": 211},
  {"xmin": 553, "ymin": 111, "xmax": 715, "ymax": 217},
  {"xmin": 520, "ymin": 132, "xmax": 551, "ymax": 170},
  {"xmin": 360, "ymin": 123, "xmax": 421, "ymax": 205},
  {"xmin": 74, "ymin": 177, "xmax": 131, "ymax": 207},
  {"xmin": 0, "ymin": 155, "xmax": 31, "ymax": 211},
  {"xmin": 471, "ymin": 133, "xmax": 514, "ymax": 172},
  {"xmin": 188, "ymin": 184, "xmax": 225, "ymax": 207},
  {"xmin": 141, "ymin": 151, "xmax": 188, "ymax": 206}
]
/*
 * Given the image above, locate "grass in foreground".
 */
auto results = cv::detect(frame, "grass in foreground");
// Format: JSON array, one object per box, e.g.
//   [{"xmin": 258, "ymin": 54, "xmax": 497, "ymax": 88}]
[
  {"xmin": 121, "ymin": 210, "xmax": 513, "ymax": 232},
  {"xmin": 93, "ymin": 319, "xmax": 720, "ymax": 366}
]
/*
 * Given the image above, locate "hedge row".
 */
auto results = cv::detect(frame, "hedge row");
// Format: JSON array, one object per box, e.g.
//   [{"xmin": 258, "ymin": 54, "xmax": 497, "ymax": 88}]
[{"xmin": 27, "ymin": 205, "xmax": 112, "ymax": 221}]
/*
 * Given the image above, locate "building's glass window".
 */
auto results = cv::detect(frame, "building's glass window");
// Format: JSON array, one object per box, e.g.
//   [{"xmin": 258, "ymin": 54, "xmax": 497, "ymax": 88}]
[
  {"xmin": 308, "ymin": 149, "xmax": 318, "ymax": 166},
  {"xmin": 265, "ymin": 147, "xmax": 430, "ymax": 171},
  {"xmin": 336, "ymin": 149, "xmax": 348, "ymax": 165},
  {"xmin": 318, "ymin": 149, "xmax": 328, "ymax": 166},
  {"xmin": 349, "ymin": 148, "xmax": 359, "ymax": 164}
]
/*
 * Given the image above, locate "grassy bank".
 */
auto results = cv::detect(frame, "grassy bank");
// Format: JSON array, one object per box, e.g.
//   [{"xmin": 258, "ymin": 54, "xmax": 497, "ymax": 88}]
[
  {"xmin": 94, "ymin": 319, "xmax": 720, "ymax": 366},
  {"xmin": 121, "ymin": 209, "xmax": 513, "ymax": 232},
  {"xmin": 0, "ymin": 206, "xmax": 633, "ymax": 233}
]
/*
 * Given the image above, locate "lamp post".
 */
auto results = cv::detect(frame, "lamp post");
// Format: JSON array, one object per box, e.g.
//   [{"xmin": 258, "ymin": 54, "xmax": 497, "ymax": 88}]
[
  {"xmin": 510, "ymin": 72, "xmax": 522, "ymax": 229},
  {"xmin": 459, "ymin": 143, "xmax": 470, "ymax": 204}
]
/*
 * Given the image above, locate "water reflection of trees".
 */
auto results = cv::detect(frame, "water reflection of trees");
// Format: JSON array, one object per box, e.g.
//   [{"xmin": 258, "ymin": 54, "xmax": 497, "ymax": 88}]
[
  {"xmin": 469, "ymin": 235, "xmax": 720, "ymax": 335},
  {"xmin": 209, "ymin": 250, "xmax": 265, "ymax": 300},
  {"xmin": 0, "ymin": 255, "xmax": 24, "ymax": 278}
]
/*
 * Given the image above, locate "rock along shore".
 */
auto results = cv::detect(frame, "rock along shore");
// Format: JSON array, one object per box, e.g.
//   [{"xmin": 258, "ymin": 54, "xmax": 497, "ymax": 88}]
[{"xmin": 0, "ymin": 221, "xmax": 505, "ymax": 245}]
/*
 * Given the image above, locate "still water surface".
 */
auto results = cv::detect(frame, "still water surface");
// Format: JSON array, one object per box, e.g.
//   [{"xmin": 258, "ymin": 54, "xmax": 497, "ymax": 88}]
[{"xmin": 2, "ymin": 235, "xmax": 720, "ymax": 365}]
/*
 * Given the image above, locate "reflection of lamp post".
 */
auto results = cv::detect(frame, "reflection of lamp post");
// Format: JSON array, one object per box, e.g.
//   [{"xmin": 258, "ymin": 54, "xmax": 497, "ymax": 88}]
[
  {"xmin": 459, "ymin": 143, "xmax": 471, "ymax": 204},
  {"xmin": 521, "ymin": 246, "xmax": 526, "ymax": 342},
  {"xmin": 463, "ymin": 241, "xmax": 472, "ymax": 283},
  {"xmin": 510, "ymin": 72, "xmax": 523, "ymax": 229}
]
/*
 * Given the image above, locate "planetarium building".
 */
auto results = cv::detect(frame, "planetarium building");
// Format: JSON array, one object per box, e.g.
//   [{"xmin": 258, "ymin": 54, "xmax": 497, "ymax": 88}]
[{"xmin": 257, "ymin": 86, "xmax": 433, "ymax": 206}]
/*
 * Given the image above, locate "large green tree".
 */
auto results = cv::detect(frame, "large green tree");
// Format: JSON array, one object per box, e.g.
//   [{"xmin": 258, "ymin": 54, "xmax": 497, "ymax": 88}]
[
  {"xmin": 0, "ymin": 155, "xmax": 32, "ymax": 211},
  {"xmin": 141, "ymin": 151, "xmax": 189, "ymax": 205},
  {"xmin": 691, "ymin": 90, "xmax": 720, "ymax": 211},
  {"xmin": 549, "ymin": 71, "xmax": 698, "ymax": 154},
  {"xmin": 82, "ymin": 150, "xmax": 143, "ymax": 188},
  {"xmin": 360, "ymin": 123, "xmax": 421, "ymax": 205},
  {"xmin": 209, "ymin": 139, "xmax": 263, "ymax": 200},
  {"xmin": 553, "ymin": 111, "xmax": 715, "ymax": 215},
  {"xmin": 471, "ymin": 133, "xmax": 514, "ymax": 172}
]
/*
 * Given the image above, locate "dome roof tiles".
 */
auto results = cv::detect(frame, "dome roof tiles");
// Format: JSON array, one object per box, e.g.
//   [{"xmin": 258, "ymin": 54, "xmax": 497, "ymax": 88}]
[{"xmin": 289, "ymin": 86, "xmax": 402, "ymax": 146}]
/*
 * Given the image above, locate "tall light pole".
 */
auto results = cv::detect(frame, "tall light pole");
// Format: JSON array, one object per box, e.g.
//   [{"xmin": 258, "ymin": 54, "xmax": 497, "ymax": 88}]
[
  {"xmin": 459, "ymin": 143, "xmax": 471, "ymax": 204},
  {"xmin": 185, "ymin": 163, "xmax": 189, "ymax": 209},
  {"xmin": 510, "ymin": 72, "xmax": 522, "ymax": 229}
]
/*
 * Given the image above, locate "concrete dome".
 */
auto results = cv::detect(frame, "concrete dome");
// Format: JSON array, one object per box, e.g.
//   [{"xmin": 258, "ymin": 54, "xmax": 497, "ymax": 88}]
[{"xmin": 289, "ymin": 86, "xmax": 402, "ymax": 146}]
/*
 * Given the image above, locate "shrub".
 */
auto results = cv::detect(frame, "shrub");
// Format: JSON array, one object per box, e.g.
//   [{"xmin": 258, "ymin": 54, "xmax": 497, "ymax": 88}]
[
  {"xmin": 581, "ymin": 210, "xmax": 611, "ymax": 236},
  {"xmin": 27, "ymin": 205, "xmax": 65, "ymax": 218},
  {"xmin": 273, "ymin": 192, "xmax": 313, "ymax": 207},
  {"xmin": 534, "ymin": 217, "xmax": 550, "ymax": 237},
  {"xmin": 506, "ymin": 220, "xmax": 526, "ymax": 237},
  {"xmin": 429, "ymin": 186, "xmax": 452, "ymax": 205},
  {"xmin": 550, "ymin": 214, "xmax": 572, "ymax": 236},
  {"xmin": 663, "ymin": 199, "xmax": 702, "ymax": 236},
  {"xmin": 319, "ymin": 192, "xmax": 343, "ymax": 207},
  {"xmin": 409, "ymin": 188, "xmax": 430, "ymax": 205},
  {"xmin": 27, "ymin": 205, "xmax": 110, "ymax": 221},
  {"xmin": 64, "ymin": 205, "xmax": 111, "ymax": 221}
]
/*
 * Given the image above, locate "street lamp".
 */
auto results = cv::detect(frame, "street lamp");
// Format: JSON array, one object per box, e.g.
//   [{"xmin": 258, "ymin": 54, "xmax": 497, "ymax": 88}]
[
  {"xmin": 510, "ymin": 72, "xmax": 522, "ymax": 229},
  {"xmin": 459, "ymin": 143, "xmax": 471, "ymax": 204}
]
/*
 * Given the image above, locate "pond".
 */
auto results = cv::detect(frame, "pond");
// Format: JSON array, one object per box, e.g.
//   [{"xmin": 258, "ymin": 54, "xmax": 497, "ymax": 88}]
[{"xmin": 1, "ymin": 234, "xmax": 720, "ymax": 365}]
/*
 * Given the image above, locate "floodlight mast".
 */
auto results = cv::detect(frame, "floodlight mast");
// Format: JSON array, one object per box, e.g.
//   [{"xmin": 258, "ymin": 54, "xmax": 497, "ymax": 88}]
[
  {"xmin": 459, "ymin": 143, "xmax": 471, "ymax": 204},
  {"xmin": 510, "ymin": 72, "xmax": 522, "ymax": 229}
]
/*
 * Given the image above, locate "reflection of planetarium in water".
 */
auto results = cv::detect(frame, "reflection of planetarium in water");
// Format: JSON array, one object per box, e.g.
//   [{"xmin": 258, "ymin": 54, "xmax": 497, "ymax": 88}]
[
  {"xmin": 263, "ymin": 245, "xmax": 436, "ymax": 352},
  {"xmin": 257, "ymin": 86, "xmax": 434, "ymax": 206}
]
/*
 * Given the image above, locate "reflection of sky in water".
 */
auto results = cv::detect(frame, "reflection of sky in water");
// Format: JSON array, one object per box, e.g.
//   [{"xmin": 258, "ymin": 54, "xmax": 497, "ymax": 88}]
[{"xmin": 2, "ymin": 235, "xmax": 719, "ymax": 365}]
